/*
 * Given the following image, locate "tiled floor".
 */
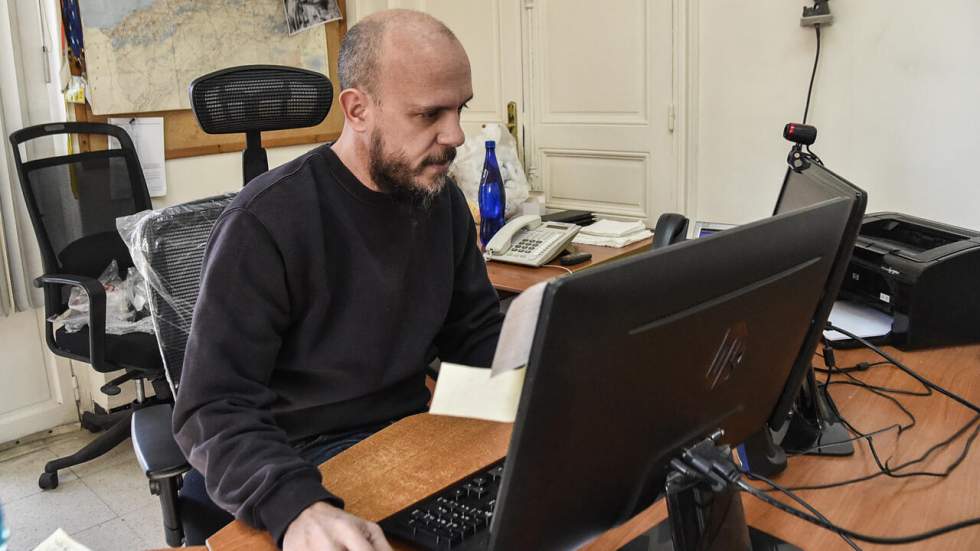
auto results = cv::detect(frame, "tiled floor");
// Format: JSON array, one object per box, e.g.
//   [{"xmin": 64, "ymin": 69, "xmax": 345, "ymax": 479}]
[{"xmin": 0, "ymin": 427, "xmax": 167, "ymax": 551}]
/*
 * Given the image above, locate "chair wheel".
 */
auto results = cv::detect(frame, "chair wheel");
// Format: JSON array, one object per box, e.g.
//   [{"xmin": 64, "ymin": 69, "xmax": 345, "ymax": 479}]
[{"xmin": 39, "ymin": 471, "xmax": 59, "ymax": 490}]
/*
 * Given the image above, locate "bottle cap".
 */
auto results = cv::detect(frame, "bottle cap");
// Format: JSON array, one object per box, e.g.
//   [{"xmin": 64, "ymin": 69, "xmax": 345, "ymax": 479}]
[{"xmin": 485, "ymin": 140, "xmax": 496, "ymax": 148}]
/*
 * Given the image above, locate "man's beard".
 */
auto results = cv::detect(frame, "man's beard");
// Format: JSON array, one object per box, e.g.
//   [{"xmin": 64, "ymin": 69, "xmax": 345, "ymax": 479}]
[{"xmin": 369, "ymin": 131, "xmax": 456, "ymax": 209}]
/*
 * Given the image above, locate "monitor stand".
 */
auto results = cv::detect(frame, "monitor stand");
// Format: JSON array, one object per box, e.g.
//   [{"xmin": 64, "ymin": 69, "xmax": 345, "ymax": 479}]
[
  {"xmin": 779, "ymin": 340, "xmax": 854, "ymax": 456},
  {"xmin": 628, "ymin": 460, "xmax": 800, "ymax": 550}
]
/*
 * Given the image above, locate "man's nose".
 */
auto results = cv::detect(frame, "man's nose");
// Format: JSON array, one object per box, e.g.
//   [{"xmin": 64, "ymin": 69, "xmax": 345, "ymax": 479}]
[{"xmin": 437, "ymin": 113, "xmax": 466, "ymax": 148}]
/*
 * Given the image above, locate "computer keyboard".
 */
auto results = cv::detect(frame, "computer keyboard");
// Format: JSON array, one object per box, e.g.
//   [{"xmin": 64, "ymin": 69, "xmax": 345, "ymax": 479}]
[{"xmin": 379, "ymin": 459, "xmax": 505, "ymax": 550}]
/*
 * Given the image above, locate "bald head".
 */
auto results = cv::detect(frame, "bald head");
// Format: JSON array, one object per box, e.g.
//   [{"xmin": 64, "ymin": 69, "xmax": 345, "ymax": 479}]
[
  {"xmin": 332, "ymin": 9, "xmax": 471, "ymax": 202},
  {"xmin": 338, "ymin": 9, "xmax": 465, "ymax": 99}
]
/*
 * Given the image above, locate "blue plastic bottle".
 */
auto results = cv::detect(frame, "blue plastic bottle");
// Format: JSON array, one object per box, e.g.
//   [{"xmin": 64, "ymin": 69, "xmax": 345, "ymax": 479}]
[{"xmin": 478, "ymin": 140, "xmax": 506, "ymax": 247}]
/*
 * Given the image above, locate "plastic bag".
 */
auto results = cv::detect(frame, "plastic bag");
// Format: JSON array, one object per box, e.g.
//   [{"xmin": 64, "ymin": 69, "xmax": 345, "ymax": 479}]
[
  {"xmin": 54, "ymin": 259, "xmax": 154, "ymax": 335},
  {"xmin": 116, "ymin": 194, "xmax": 237, "ymax": 394},
  {"xmin": 450, "ymin": 123, "xmax": 530, "ymax": 219}
]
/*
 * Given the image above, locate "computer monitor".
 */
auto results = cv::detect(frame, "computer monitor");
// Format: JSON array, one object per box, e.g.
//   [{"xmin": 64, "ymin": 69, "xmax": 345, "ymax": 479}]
[
  {"xmin": 485, "ymin": 197, "xmax": 853, "ymax": 550},
  {"xmin": 767, "ymin": 162, "xmax": 868, "ymax": 433}
]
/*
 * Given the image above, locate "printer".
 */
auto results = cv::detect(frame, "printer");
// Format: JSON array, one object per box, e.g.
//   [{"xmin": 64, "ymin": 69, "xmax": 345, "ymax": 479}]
[{"xmin": 839, "ymin": 212, "xmax": 980, "ymax": 349}]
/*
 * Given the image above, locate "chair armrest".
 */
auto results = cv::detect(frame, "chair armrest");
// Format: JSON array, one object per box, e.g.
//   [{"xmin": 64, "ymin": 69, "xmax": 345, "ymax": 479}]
[
  {"xmin": 131, "ymin": 403, "xmax": 190, "ymax": 480},
  {"xmin": 34, "ymin": 273, "xmax": 109, "ymax": 372}
]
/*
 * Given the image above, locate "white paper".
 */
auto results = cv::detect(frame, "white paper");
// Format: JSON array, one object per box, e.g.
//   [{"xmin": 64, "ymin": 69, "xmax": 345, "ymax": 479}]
[
  {"xmin": 823, "ymin": 300, "xmax": 894, "ymax": 341},
  {"xmin": 580, "ymin": 218, "xmax": 647, "ymax": 238},
  {"xmin": 573, "ymin": 229, "xmax": 653, "ymax": 248},
  {"xmin": 108, "ymin": 117, "xmax": 167, "ymax": 197},
  {"xmin": 491, "ymin": 281, "xmax": 547, "ymax": 377},
  {"xmin": 430, "ymin": 362, "xmax": 526, "ymax": 423},
  {"xmin": 33, "ymin": 528, "xmax": 92, "ymax": 551}
]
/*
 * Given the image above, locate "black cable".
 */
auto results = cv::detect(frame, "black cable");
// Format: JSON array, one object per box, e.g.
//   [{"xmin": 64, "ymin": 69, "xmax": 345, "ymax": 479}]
[
  {"xmin": 812, "ymin": 341, "xmax": 922, "ymax": 473},
  {"xmin": 821, "ymin": 363, "xmax": 980, "ymax": 482},
  {"xmin": 802, "ymin": 26, "xmax": 821, "ymax": 124},
  {"xmin": 834, "ymin": 368, "xmax": 932, "ymax": 397},
  {"xmin": 785, "ymin": 423, "xmax": 901, "ymax": 458},
  {"xmin": 739, "ymin": 478, "xmax": 980, "ymax": 545},
  {"xmin": 783, "ymin": 414, "xmax": 980, "ymax": 491},
  {"xmin": 780, "ymin": 334, "xmax": 980, "ymax": 489},
  {"xmin": 745, "ymin": 471, "xmax": 861, "ymax": 550},
  {"xmin": 823, "ymin": 380, "xmax": 919, "ymax": 477},
  {"xmin": 813, "ymin": 359, "xmax": 890, "ymax": 374},
  {"xmin": 825, "ymin": 323, "xmax": 980, "ymax": 414}
]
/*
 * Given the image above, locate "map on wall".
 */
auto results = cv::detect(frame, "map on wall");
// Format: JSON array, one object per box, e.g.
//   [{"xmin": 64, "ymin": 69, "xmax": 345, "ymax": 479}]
[{"xmin": 79, "ymin": 0, "xmax": 329, "ymax": 115}]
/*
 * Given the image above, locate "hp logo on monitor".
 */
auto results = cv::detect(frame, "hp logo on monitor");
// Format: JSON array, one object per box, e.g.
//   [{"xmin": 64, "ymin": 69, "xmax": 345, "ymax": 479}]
[{"xmin": 706, "ymin": 322, "xmax": 748, "ymax": 390}]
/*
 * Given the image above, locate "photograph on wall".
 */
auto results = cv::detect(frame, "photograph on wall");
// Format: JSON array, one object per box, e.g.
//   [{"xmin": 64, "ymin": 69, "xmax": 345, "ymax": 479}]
[{"xmin": 283, "ymin": 0, "xmax": 342, "ymax": 35}]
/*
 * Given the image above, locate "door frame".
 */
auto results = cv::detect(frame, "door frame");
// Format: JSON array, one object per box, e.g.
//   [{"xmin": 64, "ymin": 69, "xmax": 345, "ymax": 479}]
[{"xmin": 674, "ymin": 0, "xmax": 700, "ymax": 221}]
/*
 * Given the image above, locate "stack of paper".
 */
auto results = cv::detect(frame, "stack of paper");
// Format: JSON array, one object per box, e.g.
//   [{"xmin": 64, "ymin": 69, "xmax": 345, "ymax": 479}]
[
  {"xmin": 823, "ymin": 300, "xmax": 893, "ymax": 341},
  {"xmin": 573, "ymin": 218, "xmax": 652, "ymax": 248}
]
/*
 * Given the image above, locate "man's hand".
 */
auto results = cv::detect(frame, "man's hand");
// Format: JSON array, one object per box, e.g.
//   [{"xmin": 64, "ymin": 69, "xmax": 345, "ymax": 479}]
[{"xmin": 284, "ymin": 501, "xmax": 393, "ymax": 551}]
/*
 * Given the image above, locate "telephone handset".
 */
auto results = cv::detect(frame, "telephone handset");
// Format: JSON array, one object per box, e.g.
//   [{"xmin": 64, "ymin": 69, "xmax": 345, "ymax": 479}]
[{"xmin": 484, "ymin": 214, "xmax": 580, "ymax": 267}]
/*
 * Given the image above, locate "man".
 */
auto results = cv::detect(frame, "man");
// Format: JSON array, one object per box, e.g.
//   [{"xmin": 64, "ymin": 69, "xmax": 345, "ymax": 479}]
[{"xmin": 173, "ymin": 10, "xmax": 504, "ymax": 550}]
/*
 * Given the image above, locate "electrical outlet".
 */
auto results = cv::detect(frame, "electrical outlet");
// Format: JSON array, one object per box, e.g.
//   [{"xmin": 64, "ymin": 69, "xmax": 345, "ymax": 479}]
[{"xmin": 801, "ymin": 1, "xmax": 833, "ymax": 27}]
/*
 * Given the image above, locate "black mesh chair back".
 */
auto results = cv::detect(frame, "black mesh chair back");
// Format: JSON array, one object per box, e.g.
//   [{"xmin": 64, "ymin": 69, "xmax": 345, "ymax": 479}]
[
  {"xmin": 126, "ymin": 194, "xmax": 235, "ymax": 546},
  {"xmin": 133, "ymin": 194, "xmax": 236, "ymax": 394},
  {"xmin": 189, "ymin": 65, "xmax": 333, "ymax": 185},
  {"xmin": 9, "ymin": 122, "xmax": 152, "ymax": 279},
  {"xmin": 8, "ymin": 122, "xmax": 165, "ymax": 492}
]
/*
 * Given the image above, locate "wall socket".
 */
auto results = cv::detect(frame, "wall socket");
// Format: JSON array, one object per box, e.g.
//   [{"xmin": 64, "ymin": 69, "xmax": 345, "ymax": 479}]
[{"xmin": 801, "ymin": 1, "xmax": 834, "ymax": 27}]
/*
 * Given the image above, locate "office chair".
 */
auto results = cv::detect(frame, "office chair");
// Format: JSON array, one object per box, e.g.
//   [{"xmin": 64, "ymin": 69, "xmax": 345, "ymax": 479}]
[
  {"xmin": 127, "ymin": 195, "xmax": 236, "ymax": 546},
  {"xmin": 7, "ymin": 122, "xmax": 167, "ymax": 490},
  {"xmin": 189, "ymin": 64, "xmax": 333, "ymax": 185},
  {"xmin": 128, "ymin": 65, "xmax": 334, "ymax": 546}
]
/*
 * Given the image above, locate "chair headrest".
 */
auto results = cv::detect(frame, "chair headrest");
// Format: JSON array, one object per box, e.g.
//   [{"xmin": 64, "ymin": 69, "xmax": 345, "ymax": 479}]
[{"xmin": 189, "ymin": 65, "xmax": 333, "ymax": 135}]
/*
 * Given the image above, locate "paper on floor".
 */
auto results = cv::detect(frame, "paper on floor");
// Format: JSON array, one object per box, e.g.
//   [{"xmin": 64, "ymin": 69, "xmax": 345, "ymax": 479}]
[
  {"xmin": 430, "ymin": 363, "xmax": 526, "ymax": 423},
  {"xmin": 33, "ymin": 529, "xmax": 92, "ymax": 551},
  {"xmin": 491, "ymin": 281, "xmax": 547, "ymax": 377},
  {"xmin": 823, "ymin": 300, "xmax": 893, "ymax": 341}
]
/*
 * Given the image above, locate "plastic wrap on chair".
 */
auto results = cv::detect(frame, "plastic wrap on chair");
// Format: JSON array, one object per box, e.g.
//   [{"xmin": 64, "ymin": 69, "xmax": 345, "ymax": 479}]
[{"xmin": 117, "ymin": 194, "xmax": 236, "ymax": 394}]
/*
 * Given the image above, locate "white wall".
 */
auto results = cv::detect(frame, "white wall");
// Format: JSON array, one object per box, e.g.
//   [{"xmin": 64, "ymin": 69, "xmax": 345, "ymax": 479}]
[
  {"xmin": 694, "ymin": 0, "xmax": 980, "ymax": 230},
  {"xmin": 154, "ymin": 143, "xmax": 321, "ymax": 208}
]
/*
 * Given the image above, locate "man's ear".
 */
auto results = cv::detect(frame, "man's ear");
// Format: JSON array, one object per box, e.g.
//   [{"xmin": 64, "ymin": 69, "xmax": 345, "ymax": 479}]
[{"xmin": 339, "ymin": 88, "xmax": 371, "ymax": 132}]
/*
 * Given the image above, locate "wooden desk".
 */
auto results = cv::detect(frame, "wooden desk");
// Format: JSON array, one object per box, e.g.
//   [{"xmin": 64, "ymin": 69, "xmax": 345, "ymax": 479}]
[
  {"xmin": 744, "ymin": 344, "xmax": 980, "ymax": 550},
  {"xmin": 486, "ymin": 239, "xmax": 652, "ymax": 294},
  {"xmin": 204, "ymin": 345, "xmax": 980, "ymax": 550}
]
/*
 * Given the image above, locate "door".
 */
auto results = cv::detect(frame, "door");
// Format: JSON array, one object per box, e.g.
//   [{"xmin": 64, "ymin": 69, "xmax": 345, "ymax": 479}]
[
  {"xmin": 524, "ymin": 0, "xmax": 676, "ymax": 222},
  {"xmin": 0, "ymin": 310, "xmax": 80, "ymax": 444},
  {"xmin": 0, "ymin": 0, "xmax": 80, "ymax": 444}
]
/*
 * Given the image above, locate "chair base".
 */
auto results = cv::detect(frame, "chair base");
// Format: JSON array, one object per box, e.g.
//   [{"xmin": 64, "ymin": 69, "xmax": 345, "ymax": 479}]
[
  {"xmin": 40, "ymin": 409, "xmax": 132, "ymax": 490},
  {"xmin": 80, "ymin": 408, "xmax": 130, "ymax": 433}
]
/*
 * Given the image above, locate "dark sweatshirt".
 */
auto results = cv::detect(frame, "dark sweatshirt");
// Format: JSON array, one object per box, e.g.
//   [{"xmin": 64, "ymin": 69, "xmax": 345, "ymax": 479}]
[{"xmin": 172, "ymin": 144, "xmax": 503, "ymax": 544}]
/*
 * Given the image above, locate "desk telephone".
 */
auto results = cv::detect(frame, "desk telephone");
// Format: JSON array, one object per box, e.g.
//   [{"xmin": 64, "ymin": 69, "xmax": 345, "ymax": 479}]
[{"xmin": 484, "ymin": 215, "xmax": 580, "ymax": 266}]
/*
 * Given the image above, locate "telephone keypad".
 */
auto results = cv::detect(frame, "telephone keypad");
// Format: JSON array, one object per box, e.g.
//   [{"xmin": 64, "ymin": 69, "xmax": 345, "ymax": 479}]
[{"xmin": 509, "ymin": 231, "xmax": 560, "ymax": 259}]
